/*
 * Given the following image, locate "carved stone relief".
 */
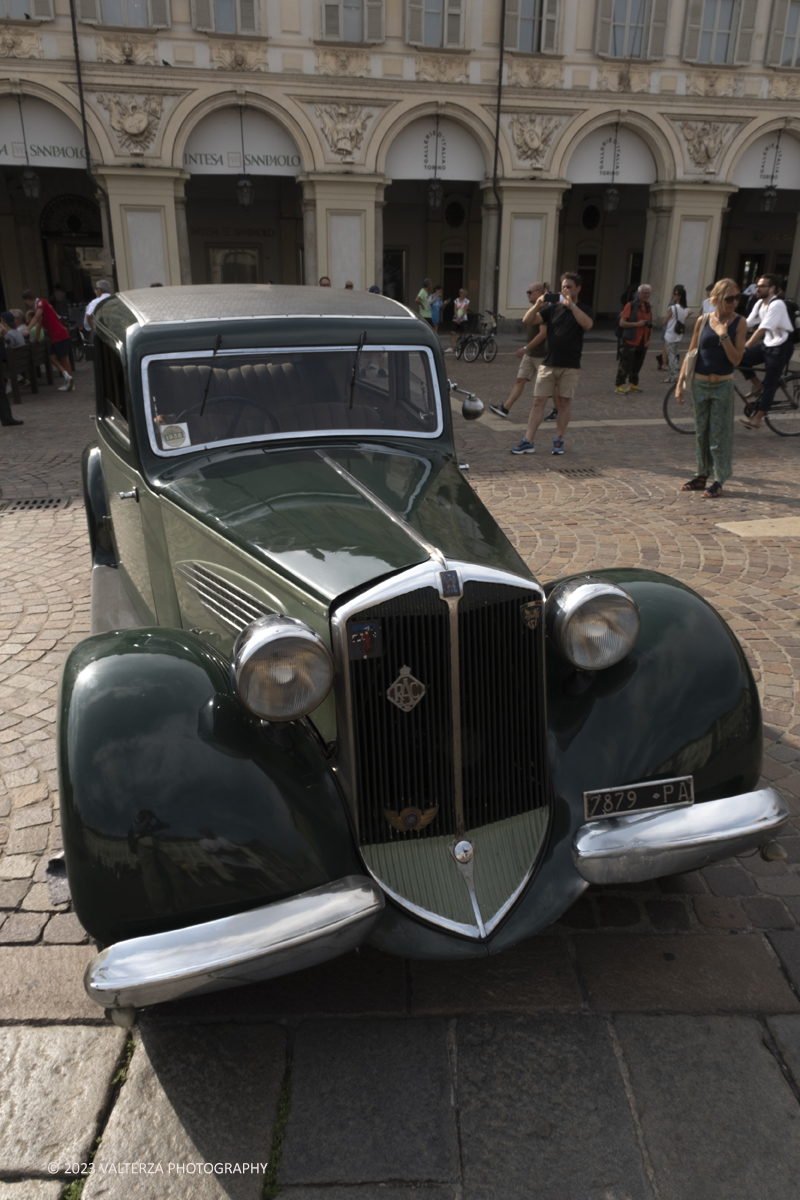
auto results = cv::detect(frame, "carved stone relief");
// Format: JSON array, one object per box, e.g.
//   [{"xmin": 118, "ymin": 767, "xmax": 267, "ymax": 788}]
[
  {"xmin": 210, "ymin": 41, "xmax": 268, "ymax": 71},
  {"xmin": 415, "ymin": 55, "xmax": 468, "ymax": 84},
  {"xmin": 315, "ymin": 103, "xmax": 373, "ymax": 163},
  {"xmin": 0, "ymin": 29, "xmax": 42, "ymax": 59},
  {"xmin": 95, "ymin": 94, "xmax": 164, "ymax": 155},
  {"xmin": 315, "ymin": 48, "xmax": 370, "ymax": 77},
  {"xmin": 597, "ymin": 64, "xmax": 650, "ymax": 93},
  {"xmin": 769, "ymin": 75, "xmax": 800, "ymax": 100},
  {"xmin": 505, "ymin": 113, "xmax": 565, "ymax": 168},
  {"xmin": 95, "ymin": 35, "xmax": 157, "ymax": 66},
  {"xmin": 677, "ymin": 120, "xmax": 736, "ymax": 170},
  {"xmin": 687, "ymin": 70, "xmax": 738, "ymax": 98},
  {"xmin": 506, "ymin": 59, "xmax": 561, "ymax": 89}
]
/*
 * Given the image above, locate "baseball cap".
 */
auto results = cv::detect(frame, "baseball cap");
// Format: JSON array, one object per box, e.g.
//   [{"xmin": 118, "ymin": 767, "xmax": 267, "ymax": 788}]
[
  {"xmin": 368, "ymin": 285, "xmax": 380, "ymax": 293},
  {"xmin": 0, "ymin": 311, "xmax": 15, "ymax": 324}
]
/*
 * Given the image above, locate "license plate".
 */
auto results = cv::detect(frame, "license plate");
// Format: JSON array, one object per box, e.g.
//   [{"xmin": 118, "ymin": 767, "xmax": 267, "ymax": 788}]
[{"xmin": 583, "ymin": 775, "xmax": 694, "ymax": 821}]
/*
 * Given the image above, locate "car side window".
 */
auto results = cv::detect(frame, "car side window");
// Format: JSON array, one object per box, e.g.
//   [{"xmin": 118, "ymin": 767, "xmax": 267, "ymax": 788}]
[{"xmin": 99, "ymin": 340, "xmax": 128, "ymax": 425}]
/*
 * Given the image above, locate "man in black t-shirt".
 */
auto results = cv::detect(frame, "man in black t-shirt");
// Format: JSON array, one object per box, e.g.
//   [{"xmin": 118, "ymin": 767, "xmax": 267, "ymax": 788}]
[{"xmin": 511, "ymin": 272, "xmax": 594, "ymax": 456}]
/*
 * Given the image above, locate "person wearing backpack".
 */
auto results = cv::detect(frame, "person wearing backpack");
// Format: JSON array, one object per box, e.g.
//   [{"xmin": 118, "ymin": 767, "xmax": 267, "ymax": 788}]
[
  {"xmin": 615, "ymin": 283, "xmax": 652, "ymax": 394},
  {"xmin": 737, "ymin": 274, "xmax": 796, "ymax": 430},
  {"xmin": 657, "ymin": 285, "xmax": 691, "ymax": 383}
]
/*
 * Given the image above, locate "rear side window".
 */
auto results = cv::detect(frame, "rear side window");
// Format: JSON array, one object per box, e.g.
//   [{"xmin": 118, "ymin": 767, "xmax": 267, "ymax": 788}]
[{"xmin": 99, "ymin": 340, "xmax": 128, "ymax": 424}]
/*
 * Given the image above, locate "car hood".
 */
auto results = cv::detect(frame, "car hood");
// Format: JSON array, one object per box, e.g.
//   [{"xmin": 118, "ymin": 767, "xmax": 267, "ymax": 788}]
[{"xmin": 161, "ymin": 443, "xmax": 530, "ymax": 604}]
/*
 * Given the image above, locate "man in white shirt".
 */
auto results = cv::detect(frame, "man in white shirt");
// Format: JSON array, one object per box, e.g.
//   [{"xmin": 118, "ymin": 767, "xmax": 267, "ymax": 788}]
[
  {"xmin": 83, "ymin": 279, "xmax": 111, "ymax": 331},
  {"xmin": 1, "ymin": 311, "xmax": 25, "ymax": 347},
  {"xmin": 701, "ymin": 285, "xmax": 715, "ymax": 315},
  {"xmin": 738, "ymin": 274, "xmax": 795, "ymax": 429}
]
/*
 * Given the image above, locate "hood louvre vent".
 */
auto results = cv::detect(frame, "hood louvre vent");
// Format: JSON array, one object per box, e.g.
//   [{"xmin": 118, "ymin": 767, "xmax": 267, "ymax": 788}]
[{"xmin": 175, "ymin": 562, "xmax": 274, "ymax": 633}]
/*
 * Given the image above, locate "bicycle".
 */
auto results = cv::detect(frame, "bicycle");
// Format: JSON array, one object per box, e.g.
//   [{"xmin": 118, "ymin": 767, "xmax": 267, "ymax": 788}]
[
  {"xmin": 461, "ymin": 312, "xmax": 501, "ymax": 363},
  {"xmin": 663, "ymin": 367, "xmax": 800, "ymax": 437}
]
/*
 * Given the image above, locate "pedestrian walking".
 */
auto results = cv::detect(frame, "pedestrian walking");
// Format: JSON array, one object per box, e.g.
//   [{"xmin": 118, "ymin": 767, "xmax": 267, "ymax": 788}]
[
  {"xmin": 415, "ymin": 278, "xmax": 433, "ymax": 324},
  {"xmin": 83, "ymin": 279, "xmax": 111, "ymax": 331},
  {"xmin": 615, "ymin": 284, "xmax": 652, "ymax": 394},
  {"xmin": 319, "ymin": 276, "xmax": 331, "ymax": 287},
  {"xmin": 21, "ymin": 289, "xmax": 73, "ymax": 391},
  {"xmin": 657, "ymin": 285, "xmax": 690, "ymax": 383},
  {"xmin": 736, "ymin": 274, "xmax": 796, "ymax": 430},
  {"xmin": 510, "ymin": 272, "xmax": 594, "ymax": 456},
  {"xmin": 430, "ymin": 285, "xmax": 443, "ymax": 332},
  {"xmin": 676, "ymin": 278, "xmax": 746, "ymax": 499},
  {"xmin": 445, "ymin": 288, "xmax": 470, "ymax": 353},
  {"xmin": 490, "ymin": 282, "xmax": 552, "ymax": 418}
]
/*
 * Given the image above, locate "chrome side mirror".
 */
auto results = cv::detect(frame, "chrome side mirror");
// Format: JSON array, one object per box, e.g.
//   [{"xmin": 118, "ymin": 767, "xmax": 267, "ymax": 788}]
[{"xmin": 448, "ymin": 380, "xmax": 484, "ymax": 421}]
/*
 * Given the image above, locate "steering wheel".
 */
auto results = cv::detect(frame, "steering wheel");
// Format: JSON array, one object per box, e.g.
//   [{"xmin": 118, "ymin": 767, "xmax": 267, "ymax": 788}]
[{"xmin": 175, "ymin": 395, "xmax": 277, "ymax": 440}]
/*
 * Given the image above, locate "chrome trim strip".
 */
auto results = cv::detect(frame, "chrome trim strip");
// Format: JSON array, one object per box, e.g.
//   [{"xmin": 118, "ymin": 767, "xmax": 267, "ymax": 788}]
[
  {"xmin": 330, "ymin": 559, "xmax": 546, "ymax": 937},
  {"xmin": 443, "ymin": 593, "xmax": 464, "ymax": 835},
  {"xmin": 85, "ymin": 875, "xmax": 384, "ymax": 1009},
  {"xmin": 573, "ymin": 787, "xmax": 789, "ymax": 885},
  {"xmin": 175, "ymin": 562, "xmax": 275, "ymax": 633},
  {"xmin": 316, "ymin": 448, "xmax": 446, "ymax": 568}
]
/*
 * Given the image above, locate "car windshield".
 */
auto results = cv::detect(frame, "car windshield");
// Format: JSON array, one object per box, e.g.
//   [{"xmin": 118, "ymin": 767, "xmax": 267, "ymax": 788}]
[{"xmin": 144, "ymin": 346, "xmax": 441, "ymax": 455}]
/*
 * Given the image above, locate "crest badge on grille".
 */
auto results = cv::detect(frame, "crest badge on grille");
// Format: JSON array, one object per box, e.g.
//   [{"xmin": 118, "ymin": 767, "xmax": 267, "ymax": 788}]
[
  {"xmin": 520, "ymin": 600, "xmax": 543, "ymax": 631},
  {"xmin": 386, "ymin": 665, "xmax": 426, "ymax": 712},
  {"xmin": 384, "ymin": 805, "xmax": 439, "ymax": 832}
]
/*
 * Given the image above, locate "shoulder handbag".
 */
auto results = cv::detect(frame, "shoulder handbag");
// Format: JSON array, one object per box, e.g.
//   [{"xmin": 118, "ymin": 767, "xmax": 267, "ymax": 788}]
[
  {"xmin": 681, "ymin": 314, "xmax": 709, "ymax": 392},
  {"xmin": 673, "ymin": 307, "xmax": 685, "ymax": 336}
]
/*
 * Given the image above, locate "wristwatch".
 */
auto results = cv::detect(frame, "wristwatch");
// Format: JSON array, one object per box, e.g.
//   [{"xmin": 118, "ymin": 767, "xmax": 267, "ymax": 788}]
[{"xmin": 719, "ymin": 333, "xmax": 730, "ymax": 343}]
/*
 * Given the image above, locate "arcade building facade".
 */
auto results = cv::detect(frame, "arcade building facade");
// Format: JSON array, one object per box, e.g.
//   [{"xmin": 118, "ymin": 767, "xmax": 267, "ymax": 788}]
[{"xmin": 2, "ymin": 0, "xmax": 800, "ymax": 321}]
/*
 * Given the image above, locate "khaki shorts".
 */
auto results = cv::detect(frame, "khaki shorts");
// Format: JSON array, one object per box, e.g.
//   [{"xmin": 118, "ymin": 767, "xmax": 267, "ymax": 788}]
[
  {"xmin": 516, "ymin": 355, "xmax": 537, "ymax": 381},
  {"xmin": 534, "ymin": 364, "xmax": 580, "ymax": 399}
]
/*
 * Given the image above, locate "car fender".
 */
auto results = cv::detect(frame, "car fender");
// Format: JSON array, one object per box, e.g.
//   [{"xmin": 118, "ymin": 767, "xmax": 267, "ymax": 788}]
[
  {"xmin": 82, "ymin": 443, "xmax": 115, "ymax": 567},
  {"xmin": 58, "ymin": 627, "xmax": 361, "ymax": 947},
  {"xmin": 487, "ymin": 567, "xmax": 762, "ymax": 952}
]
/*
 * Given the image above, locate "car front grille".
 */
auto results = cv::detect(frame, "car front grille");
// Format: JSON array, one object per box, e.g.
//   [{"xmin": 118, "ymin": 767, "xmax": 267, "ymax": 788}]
[{"xmin": 340, "ymin": 571, "xmax": 550, "ymax": 847}]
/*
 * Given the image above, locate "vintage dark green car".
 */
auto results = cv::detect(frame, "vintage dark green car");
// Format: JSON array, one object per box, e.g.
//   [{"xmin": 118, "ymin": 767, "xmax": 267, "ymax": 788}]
[{"xmin": 59, "ymin": 285, "xmax": 787, "ymax": 1015}]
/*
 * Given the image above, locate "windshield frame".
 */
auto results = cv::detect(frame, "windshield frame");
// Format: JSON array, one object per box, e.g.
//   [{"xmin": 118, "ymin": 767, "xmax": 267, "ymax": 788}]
[{"xmin": 141, "ymin": 343, "xmax": 444, "ymax": 458}]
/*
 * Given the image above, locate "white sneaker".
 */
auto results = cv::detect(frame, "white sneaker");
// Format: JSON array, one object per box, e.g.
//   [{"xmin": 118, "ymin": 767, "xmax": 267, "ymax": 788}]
[
  {"xmin": 58, "ymin": 383, "xmax": 70, "ymax": 391},
  {"xmin": 444, "ymin": 347, "xmax": 454, "ymax": 354}
]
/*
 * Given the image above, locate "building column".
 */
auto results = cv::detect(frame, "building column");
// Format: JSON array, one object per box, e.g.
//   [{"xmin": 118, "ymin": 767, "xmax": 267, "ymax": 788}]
[
  {"xmin": 374, "ymin": 192, "xmax": 385, "ymax": 293},
  {"xmin": 95, "ymin": 166, "xmax": 187, "ymax": 291},
  {"xmin": 785, "ymin": 211, "xmax": 800, "ymax": 304},
  {"xmin": 173, "ymin": 189, "xmax": 192, "ymax": 286},
  {"xmin": 479, "ymin": 188, "xmax": 498, "ymax": 317},
  {"xmin": 299, "ymin": 173, "xmax": 388, "ymax": 290},
  {"xmin": 301, "ymin": 182, "xmax": 318, "ymax": 285},
  {"xmin": 643, "ymin": 183, "xmax": 737, "ymax": 317},
  {"xmin": 481, "ymin": 180, "xmax": 570, "ymax": 322}
]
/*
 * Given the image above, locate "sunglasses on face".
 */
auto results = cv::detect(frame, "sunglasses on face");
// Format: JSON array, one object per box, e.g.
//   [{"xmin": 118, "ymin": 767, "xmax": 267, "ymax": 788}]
[{"xmin": 724, "ymin": 294, "xmax": 741, "ymax": 303}]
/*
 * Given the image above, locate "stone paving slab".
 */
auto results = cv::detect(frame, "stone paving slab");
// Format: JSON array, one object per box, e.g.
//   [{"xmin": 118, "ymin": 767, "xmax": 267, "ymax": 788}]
[
  {"xmin": 281, "ymin": 1191, "xmax": 458, "ymax": 1200},
  {"xmin": 458, "ymin": 1014, "xmax": 653, "ymax": 1200},
  {"xmin": 280, "ymin": 1019, "xmax": 458, "ymax": 1187},
  {"xmin": 83, "ymin": 1025, "xmax": 284, "ymax": 1200},
  {"xmin": 766, "ymin": 930, "xmax": 800, "ymax": 993},
  {"xmin": 0, "ymin": 1025, "xmax": 125, "ymax": 1174},
  {"xmin": 0, "ymin": 1186, "xmax": 63, "ymax": 1200},
  {"xmin": 0, "ymin": 945, "xmax": 98, "ymax": 1020},
  {"xmin": 616, "ymin": 1015, "xmax": 800, "ymax": 1200},
  {"xmin": 766, "ymin": 1014, "xmax": 800, "ymax": 1091},
  {"xmin": 410, "ymin": 936, "xmax": 582, "ymax": 1014},
  {"xmin": 574, "ymin": 934, "xmax": 799, "ymax": 1012}
]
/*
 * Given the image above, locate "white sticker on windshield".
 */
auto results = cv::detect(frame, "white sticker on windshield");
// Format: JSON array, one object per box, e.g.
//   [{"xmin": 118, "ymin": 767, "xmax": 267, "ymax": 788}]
[{"xmin": 160, "ymin": 422, "xmax": 191, "ymax": 450}]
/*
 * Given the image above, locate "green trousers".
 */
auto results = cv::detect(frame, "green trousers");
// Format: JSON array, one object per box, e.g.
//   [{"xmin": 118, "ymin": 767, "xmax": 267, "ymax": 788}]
[{"xmin": 692, "ymin": 378, "xmax": 734, "ymax": 485}]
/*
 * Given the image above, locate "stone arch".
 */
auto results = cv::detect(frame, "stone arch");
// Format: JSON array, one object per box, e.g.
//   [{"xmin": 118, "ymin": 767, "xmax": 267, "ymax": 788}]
[
  {"xmin": 550, "ymin": 110, "xmax": 678, "ymax": 184},
  {"xmin": 721, "ymin": 118, "xmax": 800, "ymax": 187},
  {"xmin": 0, "ymin": 81, "xmax": 105, "ymax": 162},
  {"xmin": 167, "ymin": 90, "xmax": 316, "ymax": 174},
  {"xmin": 372, "ymin": 102, "xmax": 501, "ymax": 178}
]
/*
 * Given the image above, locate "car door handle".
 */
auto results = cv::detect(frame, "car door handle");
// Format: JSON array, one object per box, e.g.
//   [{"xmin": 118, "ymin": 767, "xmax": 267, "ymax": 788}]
[{"xmin": 118, "ymin": 488, "xmax": 139, "ymax": 502}]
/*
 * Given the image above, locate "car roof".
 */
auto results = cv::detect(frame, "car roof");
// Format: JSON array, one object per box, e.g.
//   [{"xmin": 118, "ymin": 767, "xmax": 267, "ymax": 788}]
[{"xmin": 117, "ymin": 285, "xmax": 415, "ymax": 326}]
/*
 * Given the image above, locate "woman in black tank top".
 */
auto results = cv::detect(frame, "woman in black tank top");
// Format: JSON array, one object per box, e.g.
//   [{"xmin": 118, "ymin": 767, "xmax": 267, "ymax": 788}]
[{"xmin": 675, "ymin": 279, "xmax": 747, "ymax": 499}]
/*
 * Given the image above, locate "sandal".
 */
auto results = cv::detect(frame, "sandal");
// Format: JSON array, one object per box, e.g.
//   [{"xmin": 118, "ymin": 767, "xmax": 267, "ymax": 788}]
[
  {"xmin": 701, "ymin": 481, "xmax": 722, "ymax": 499},
  {"xmin": 739, "ymin": 417, "xmax": 762, "ymax": 430},
  {"xmin": 680, "ymin": 475, "xmax": 707, "ymax": 492}
]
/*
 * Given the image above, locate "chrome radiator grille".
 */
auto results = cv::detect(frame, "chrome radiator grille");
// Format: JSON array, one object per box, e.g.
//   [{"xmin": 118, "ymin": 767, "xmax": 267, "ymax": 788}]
[{"xmin": 342, "ymin": 573, "xmax": 549, "ymax": 847}]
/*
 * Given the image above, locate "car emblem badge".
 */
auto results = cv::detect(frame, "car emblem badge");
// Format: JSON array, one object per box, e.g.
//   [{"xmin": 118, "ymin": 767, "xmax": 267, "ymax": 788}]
[
  {"xmin": 384, "ymin": 805, "xmax": 439, "ymax": 832},
  {"xmin": 386, "ymin": 665, "xmax": 426, "ymax": 712},
  {"xmin": 520, "ymin": 600, "xmax": 543, "ymax": 631}
]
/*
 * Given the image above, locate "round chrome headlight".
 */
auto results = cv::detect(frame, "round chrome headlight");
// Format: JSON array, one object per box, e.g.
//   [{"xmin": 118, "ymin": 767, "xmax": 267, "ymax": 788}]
[
  {"xmin": 230, "ymin": 615, "xmax": 334, "ymax": 721},
  {"xmin": 546, "ymin": 578, "xmax": 641, "ymax": 670}
]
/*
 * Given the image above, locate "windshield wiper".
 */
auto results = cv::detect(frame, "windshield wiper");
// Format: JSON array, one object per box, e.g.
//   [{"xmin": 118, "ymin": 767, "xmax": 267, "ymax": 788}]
[
  {"xmin": 348, "ymin": 331, "xmax": 367, "ymax": 410},
  {"xmin": 199, "ymin": 333, "xmax": 223, "ymax": 418}
]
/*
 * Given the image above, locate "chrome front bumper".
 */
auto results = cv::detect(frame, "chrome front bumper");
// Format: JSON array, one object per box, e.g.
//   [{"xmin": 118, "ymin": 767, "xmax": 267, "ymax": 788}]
[
  {"xmin": 573, "ymin": 787, "xmax": 789, "ymax": 885},
  {"xmin": 85, "ymin": 875, "xmax": 384, "ymax": 1010}
]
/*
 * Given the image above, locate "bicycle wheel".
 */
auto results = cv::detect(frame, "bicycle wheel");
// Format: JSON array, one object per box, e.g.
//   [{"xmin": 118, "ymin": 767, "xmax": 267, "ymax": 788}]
[
  {"xmin": 663, "ymin": 383, "xmax": 695, "ymax": 434},
  {"xmin": 454, "ymin": 338, "xmax": 466, "ymax": 360},
  {"xmin": 764, "ymin": 381, "xmax": 800, "ymax": 436},
  {"xmin": 463, "ymin": 338, "xmax": 480, "ymax": 363},
  {"xmin": 482, "ymin": 338, "xmax": 498, "ymax": 363},
  {"xmin": 72, "ymin": 340, "xmax": 85, "ymax": 363}
]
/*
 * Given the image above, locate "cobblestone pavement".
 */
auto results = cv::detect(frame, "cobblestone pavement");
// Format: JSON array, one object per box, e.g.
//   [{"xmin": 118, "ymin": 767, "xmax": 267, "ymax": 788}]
[{"xmin": 1, "ymin": 348, "xmax": 800, "ymax": 1199}]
